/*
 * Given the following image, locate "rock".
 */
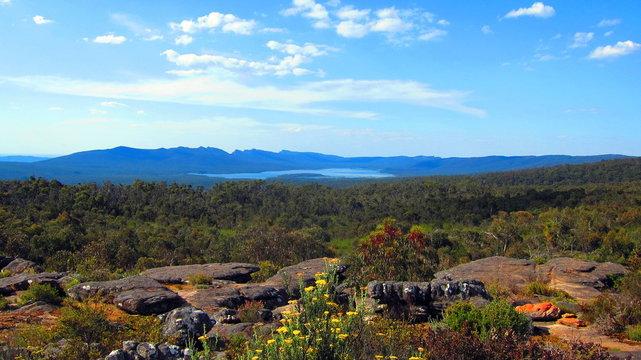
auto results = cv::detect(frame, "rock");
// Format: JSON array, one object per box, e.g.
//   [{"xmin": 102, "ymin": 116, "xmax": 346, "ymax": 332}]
[
  {"xmin": 67, "ymin": 275, "xmax": 184, "ymax": 315},
  {"xmin": 17, "ymin": 301, "xmax": 59, "ymax": 313},
  {"xmin": 185, "ymin": 287, "xmax": 245, "ymax": 313},
  {"xmin": 562, "ymin": 313, "xmax": 577, "ymax": 318},
  {"xmin": 536, "ymin": 257, "xmax": 626, "ymax": 303},
  {"xmin": 136, "ymin": 343, "xmax": 158, "ymax": 360},
  {"xmin": 105, "ymin": 350, "xmax": 132, "ymax": 360},
  {"xmin": 435, "ymin": 256, "xmax": 627, "ymax": 303},
  {"xmin": 557, "ymin": 317, "xmax": 587, "ymax": 328},
  {"xmin": 208, "ymin": 323, "xmax": 255, "ymax": 340},
  {"xmin": 157, "ymin": 344, "xmax": 181, "ymax": 360},
  {"xmin": 367, "ymin": 279, "xmax": 492, "ymax": 319},
  {"xmin": 554, "ymin": 300, "xmax": 581, "ymax": 314},
  {"xmin": 1, "ymin": 258, "xmax": 41, "ymax": 274},
  {"xmin": 159, "ymin": 306, "xmax": 214, "ymax": 347},
  {"xmin": 212, "ymin": 309, "xmax": 240, "ymax": 324},
  {"xmin": 142, "ymin": 263, "xmax": 259, "ymax": 284},
  {"xmin": 0, "ymin": 272, "xmax": 65, "ymax": 295},
  {"xmin": 515, "ymin": 302, "xmax": 562, "ymax": 321},
  {"xmin": 265, "ymin": 258, "xmax": 349, "ymax": 296},
  {"xmin": 237, "ymin": 284, "xmax": 288, "ymax": 309},
  {"xmin": 435, "ymin": 256, "xmax": 537, "ymax": 290}
]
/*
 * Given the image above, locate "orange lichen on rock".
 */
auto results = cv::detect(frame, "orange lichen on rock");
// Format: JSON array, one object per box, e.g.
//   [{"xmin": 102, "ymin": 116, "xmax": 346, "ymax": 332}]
[
  {"xmin": 557, "ymin": 317, "xmax": 587, "ymax": 328},
  {"xmin": 515, "ymin": 302, "xmax": 562, "ymax": 321}
]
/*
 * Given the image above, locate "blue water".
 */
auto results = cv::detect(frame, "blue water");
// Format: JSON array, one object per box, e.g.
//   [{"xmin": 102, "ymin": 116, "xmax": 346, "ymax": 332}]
[{"xmin": 192, "ymin": 168, "xmax": 395, "ymax": 179}]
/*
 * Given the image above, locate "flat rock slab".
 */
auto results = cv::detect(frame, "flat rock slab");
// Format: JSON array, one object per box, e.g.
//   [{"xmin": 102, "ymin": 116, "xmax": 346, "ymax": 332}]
[
  {"xmin": 435, "ymin": 256, "xmax": 626, "ymax": 303},
  {"xmin": 2, "ymin": 258, "xmax": 41, "ymax": 275},
  {"xmin": 0, "ymin": 272, "xmax": 65, "ymax": 296},
  {"xmin": 183, "ymin": 287, "xmax": 245, "ymax": 313},
  {"xmin": 141, "ymin": 263, "xmax": 259, "ymax": 284},
  {"xmin": 67, "ymin": 275, "xmax": 184, "ymax": 315}
]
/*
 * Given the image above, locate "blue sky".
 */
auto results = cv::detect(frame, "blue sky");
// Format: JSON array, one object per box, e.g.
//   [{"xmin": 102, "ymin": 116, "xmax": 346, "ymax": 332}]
[{"xmin": 1, "ymin": 0, "xmax": 640, "ymax": 157}]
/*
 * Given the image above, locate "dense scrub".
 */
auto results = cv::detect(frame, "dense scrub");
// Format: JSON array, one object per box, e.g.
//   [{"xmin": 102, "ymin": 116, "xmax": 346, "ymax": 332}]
[{"xmin": 1, "ymin": 161, "xmax": 641, "ymax": 278}]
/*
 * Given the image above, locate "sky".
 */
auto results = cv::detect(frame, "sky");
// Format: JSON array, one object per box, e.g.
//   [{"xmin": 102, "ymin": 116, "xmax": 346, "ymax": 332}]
[{"xmin": 1, "ymin": 0, "xmax": 640, "ymax": 157}]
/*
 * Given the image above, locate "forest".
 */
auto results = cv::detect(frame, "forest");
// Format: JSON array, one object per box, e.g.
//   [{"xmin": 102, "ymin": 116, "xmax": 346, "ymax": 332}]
[{"xmin": 1, "ymin": 157, "xmax": 640, "ymax": 280}]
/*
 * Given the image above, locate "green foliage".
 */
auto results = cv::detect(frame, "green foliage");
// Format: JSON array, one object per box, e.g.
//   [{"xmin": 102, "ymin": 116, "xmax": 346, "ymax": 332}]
[
  {"xmin": 236, "ymin": 300, "xmax": 265, "ymax": 323},
  {"xmin": 0, "ymin": 270, "xmax": 11, "ymax": 278},
  {"xmin": 0, "ymin": 296, "xmax": 9, "ymax": 310},
  {"xmin": 523, "ymin": 281, "xmax": 569, "ymax": 298},
  {"xmin": 56, "ymin": 301, "xmax": 113, "ymax": 344},
  {"xmin": 444, "ymin": 300, "xmax": 532, "ymax": 340},
  {"xmin": 250, "ymin": 260, "xmax": 279, "ymax": 282},
  {"xmin": 19, "ymin": 283, "xmax": 63, "ymax": 305},
  {"xmin": 186, "ymin": 273, "xmax": 213, "ymax": 285},
  {"xmin": 627, "ymin": 324, "xmax": 641, "ymax": 341}
]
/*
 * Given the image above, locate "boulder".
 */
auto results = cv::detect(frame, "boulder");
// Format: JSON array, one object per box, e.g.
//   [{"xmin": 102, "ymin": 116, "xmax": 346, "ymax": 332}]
[
  {"xmin": 515, "ymin": 302, "xmax": 562, "ymax": 321},
  {"xmin": 67, "ymin": 275, "xmax": 184, "ymax": 315},
  {"xmin": 141, "ymin": 263, "xmax": 259, "ymax": 284},
  {"xmin": 159, "ymin": 306, "xmax": 214, "ymax": 347},
  {"xmin": 2, "ymin": 258, "xmax": 41, "ymax": 275},
  {"xmin": 0, "ymin": 272, "xmax": 65, "ymax": 295},
  {"xmin": 184, "ymin": 287, "xmax": 245, "ymax": 313},
  {"xmin": 536, "ymin": 257, "xmax": 626, "ymax": 303},
  {"xmin": 435, "ymin": 256, "xmax": 537, "ymax": 290},
  {"xmin": 237, "ymin": 284, "xmax": 288, "ymax": 308},
  {"xmin": 367, "ymin": 279, "xmax": 492, "ymax": 319},
  {"xmin": 557, "ymin": 317, "xmax": 587, "ymax": 328},
  {"xmin": 265, "ymin": 258, "xmax": 349, "ymax": 296},
  {"xmin": 208, "ymin": 323, "xmax": 255, "ymax": 340},
  {"xmin": 435, "ymin": 256, "xmax": 627, "ymax": 303},
  {"xmin": 104, "ymin": 350, "xmax": 131, "ymax": 360}
]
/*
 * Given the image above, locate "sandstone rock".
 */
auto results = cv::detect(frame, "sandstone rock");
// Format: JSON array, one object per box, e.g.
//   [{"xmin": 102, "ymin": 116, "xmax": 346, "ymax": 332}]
[
  {"xmin": 435, "ymin": 256, "xmax": 537, "ymax": 290},
  {"xmin": 208, "ymin": 323, "xmax": 255, "ymax": 340},
  {"xmin": 67, "ymin": 275, "xmax": 184, "ymax": 315},
  {"xmin": 185, "ymin": 287, "xmax": 245, "ymax": 313},
  {"xmin": 557, "ymin": 317, "xmax": 587, "ymax": 328},
  {"xmin": 17, "ymin": 301, "xmax": 59, "ymax": 314},
  {"xmin": 367, "ymin": 279, "xmax": 491, "ymax": 319},
  {"xmin": 141, "ymin": 263, "xmax": 259, "ymax": 284},
  {"xmin": 157, "ymin": 344, "xmax": 181, "ymax": 359},
  {"xmin": 265, "ymin": 258, "xmax": 349, "ymax": 296},
  {"xmin": 536, "ymin": 257, "xmax": 626, "ymax": 303},
  {"xmin": 104, "ymin": 350, "xmax": 132, "ymax": 360},
  {"xmin": 136, "ymin": 343, "xmax": 158, "ymax": 360},
  {"xmin": 159, "ymin": 306, "xmax": 214, "ymax": 347},
  {"xmin": 1, "ymin": 258, "xmax": 41, "ymax": 274},
  {"xmin": 212, "ymin": 308, "xmax": 240, "ymax": 324},
  {"xmin": 0, "ymin": 272, "xmax": 65, "ymax": 295},
  {"xmin": 237, "ymin": 284, "xmax": 288, "ymax": 308},
  {"xmin": 515, "ymin": 302, "xmax": 562, "ymax": 321}
]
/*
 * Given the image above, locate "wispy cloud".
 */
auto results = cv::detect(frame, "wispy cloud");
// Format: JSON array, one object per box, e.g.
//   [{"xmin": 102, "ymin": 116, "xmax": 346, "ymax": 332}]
[
  {"xmin": 100, "ymin": 101, "xmax": 127, "ymax": 107},
  {"xmin": 597, "ymin": 18, "xmax": 621, "ymax": 27},
  {"xmin": 504, "ymin": 2, "xmax": 555, "ymax": 19},
  {"xmin": 174, "ymin": 35, "xmax": 194, "ymax": 46},
  {"xmin": 3, "ymin": 74, "xmax": 485, "ymax": 118},
  {"xmin": 33, "ymin": 15, "xmax": 53, "ymax": 25},
  {"xmin": 589, "ymin": 40, "xmax": 641, "ymax": 59},
  {"xmin": 48, "ymin": 106, "xmax": 63, "ymax": 111},
  {"xmin": 481, "ymin": 25, "xmax": 493, "ymax": 35},
  {"xmin": 570, "ymin": 32, "xmax": 594, "ymax": 48}
]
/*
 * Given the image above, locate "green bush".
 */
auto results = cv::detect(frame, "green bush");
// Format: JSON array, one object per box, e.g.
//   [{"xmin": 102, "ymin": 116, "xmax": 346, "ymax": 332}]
[
  {"xmin": 0, "ymin": 270, "xmax": 11, "ymax": 278},
  {"xmin": 0, "ymin": 296, "xmax": 9, "ymax": 310},
  {"xmin": 56, "ymin": 301, "xmax": 113, "ymax": 344},
  {"xmin": 251, "ymin": 260, "xmax": 280, "ymax": 282},
  {"xmin": 444, "ymin": 299, "xmax": 531, "ymax": 340},
  {"xmin": 186, "ymin": 273, "xmax": 212, "ymax": 285},
  {"xmin": 627, "ymin": 324, "xmax": 641, "ymax": 341},
  {"xmin": 19, "ymin": 283, "xmax": 63, "ymax": 305}
]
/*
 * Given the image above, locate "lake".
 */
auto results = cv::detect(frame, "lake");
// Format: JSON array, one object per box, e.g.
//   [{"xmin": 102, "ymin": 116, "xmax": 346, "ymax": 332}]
[{"xmin": 192, "ymin": 168, "xmax": 395, "ymax": 179}]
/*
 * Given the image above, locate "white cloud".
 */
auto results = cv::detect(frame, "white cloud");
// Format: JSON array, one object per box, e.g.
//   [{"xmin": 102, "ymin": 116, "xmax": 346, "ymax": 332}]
[
  {"xmin": 0, "ymin": 0, "xmax": 11, "ymax": 5},
  {"xmin": 589, "ymin": 40, "xmax": 641, "ymax": 59},
  {"xmin": 5, "ymin": 74, "xmax": 485, "ymax": 118},
  {"xmin": 48, "ymin": 107, "xmax": 63, "ymax": 111},
  {"xmin": 260, "ymin": 27, "xmax": 286, "ymax": 33},
  {"xmin": 570, "ymin": 32, "xmax": 594, "ymax": 48},
  {"xmin": 100, "ymin": 101, "xmax": 127, "ymax": 107},
  {"xmin": 174, "ymin": 35, "xmax": 193, "ymax": 46},
  {"xmin": 436, "ymin": 19, "xmax": 450, "ymax": 26},
  {"xmin": 535, "ymin": 54, "xmax": 556, "ymax": 62},
  {"xmin": 136, "ymin": 110, "xmax": 145, "ymax": 115},
  {"xmin": 598, "ymin": 18, "xmax": 621, "ymax": 27},
  {"xmin": 481, "ymin": 25, "xmax": 493, "ymax": 35},
  {"xmin": 92, "ymin": 34, "xmax": 127, "ymax": 44},
  {"xmin": 33, "ymin": 15, "xmax": 53, "ymax": 25},
  {"xmin": 144, "ymin": 35, "xmax": 164, "ymax": 41},
  {"xmin": 166, "ymin": 69, "xmax": 206, "ymax": 76},
  {"xmin": 336, "ymin": 21, "xmax": 369, "ymax": 38},
  {"xmin": 418, "ymin": 28, "xmax": 447, "ymax": 41},
  {"xmin": 90, "ymin": 109, "xmax": 108, "ymax": 115},
  {"xmin": 266, "ymin": 40, "xmax": 336, "ymax": 57},
  {"xmin": 505, "ymin": 2, "xmax": 555, "ymax": 19},
  {"xmin": 371, "ymin": 7, "xmax": 412, "ymax": 33},
  {"xmin": 283, "ymin": 0, "xmax": 331, "ymax": 29},
  {"xmin": 170, "ymin": 12, "xmax": 257, "ymax": 35},
  {"xmin": 336, "ymin": 6, "xmax": 370, "ymax": 20},
  {"xmin": 605, "ymin": 31, "xmax": 614, "ymax": 37}
]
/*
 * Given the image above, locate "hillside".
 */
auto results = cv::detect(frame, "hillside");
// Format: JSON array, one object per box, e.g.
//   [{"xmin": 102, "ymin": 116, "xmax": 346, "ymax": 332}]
[{"xmin": 0, "ymin": 146, "xmax": 630, "ymax": 185}]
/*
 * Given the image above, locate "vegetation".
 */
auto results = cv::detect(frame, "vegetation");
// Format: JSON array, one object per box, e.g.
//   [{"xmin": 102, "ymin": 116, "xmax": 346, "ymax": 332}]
[
  {"xmin": 443, "ymin": 300, "xmax": 532, "ymax": 340},
  {"xmin": 18, "ymin": 283, "xmax": 63, "ymax": 306}
]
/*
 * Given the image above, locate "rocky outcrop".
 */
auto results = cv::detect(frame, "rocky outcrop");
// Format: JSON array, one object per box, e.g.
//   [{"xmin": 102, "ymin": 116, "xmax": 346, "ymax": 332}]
[
  {"xmin": 141, "ymin": 263, "xmax": 259, "ymax": 284},
  {"xmin": 536, "ymin": 257, "xmax": 626, "ymax": 303},
  {"xmin": 367, "ymin": 279, "xmax": 492, "ymax": 320},
  {"xmin": 0, "ymin": 272, "xmax": 65, "ymax": 295},
  {"xmin": 159, "ymin": 306, "xmax": 214, "ymax": 347},
  {"xmin": 515, "ymin": 302, "xmax": 562, "ymax": 321},
  {"xmin": 1, "ymin": 258, "xmax": 41, "ymax": 275},
  {"xmin": 434, "ymin": 256, "xmax": 626, "ymax": 303},
  {"xmin": 67, "ymin": 276, "xmax": 184, "ymax": 315}
]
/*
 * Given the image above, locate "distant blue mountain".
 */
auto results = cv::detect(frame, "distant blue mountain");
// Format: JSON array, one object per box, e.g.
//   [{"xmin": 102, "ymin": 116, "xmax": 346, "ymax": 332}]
[
  {"xmin": 0, "ymin": 155, "xmax": 49, "ymax": 163},
  {"xmin": 0, "ymin": 146, "xmax": 631, "ymax": 185}
]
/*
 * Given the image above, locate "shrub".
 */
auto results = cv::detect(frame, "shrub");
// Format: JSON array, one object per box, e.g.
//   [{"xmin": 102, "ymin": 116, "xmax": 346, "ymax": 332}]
[
  {"xmin": 251, "ymin": 260, "xmax": 279, "ymax": 283},
  {"xmin": 0, "ymin": 270, "xmax": 11, "ymax": 278},
  {"xmin": 19, "ymin": 283, "xmax": 63, "ymax": 305},
  {"xmin": 56, "ymin": 301, "xmax": 113, "ymax": 344},
  {"xmin": 186, "ymin": 273, "xmax": 213, "ymax": 285},
  {"xmin": 444, "ymin": 299, "xmax": 531, "ymax": 340},
  {"xmin": 627, "ymin": 324, "xmax": 641, "ymax": 341},
  {"xmin": 0, "ymin": 296, "xmax": 9, "ymax": 310},
  {"xmin": 236, "ymin": 300, "xmax": 265, "ymax": 323}
]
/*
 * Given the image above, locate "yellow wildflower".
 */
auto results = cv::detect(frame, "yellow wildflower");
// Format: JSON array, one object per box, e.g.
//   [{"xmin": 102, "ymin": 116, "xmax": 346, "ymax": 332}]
[
  {"xmin": 346, "ymin": 311, "xmax": 358, "ymax": 316},
  {"xmin": 293, "ymin": 330, "xmax": 301, "ymax": 335},
  {"xmin": 276, "ymin": 326, "xmax": 288, "ymax": 334},
  {"xmin": 288, "ymin": 299, "xmax": 298, "ymax": 304},
  {"xmin": 417, "ymin": 347, "xmax": 425, "ymax": 352},
  {"xmin": 315, "ymin": 279, "xmax": 327, "ymax": 286},
  {"xmin": 198, "ymin": 335, "xmax": 207, "ymax": 341},
  {"xmin": 305, "ymin": 286, "xmax": 315, "ymax": 292},
  {"xmin": 267, "ymin": 339, "xmax": 276, "ymax": 345},
  {"xmin": 338, "ymin": 334, "xmax": 349, "ymax": 339}
]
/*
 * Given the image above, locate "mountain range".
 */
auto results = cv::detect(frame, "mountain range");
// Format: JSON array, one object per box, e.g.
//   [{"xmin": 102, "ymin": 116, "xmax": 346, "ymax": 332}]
[{"xmin": 0, "ymin": 146, "xmax": 631, "ymax": 185}]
